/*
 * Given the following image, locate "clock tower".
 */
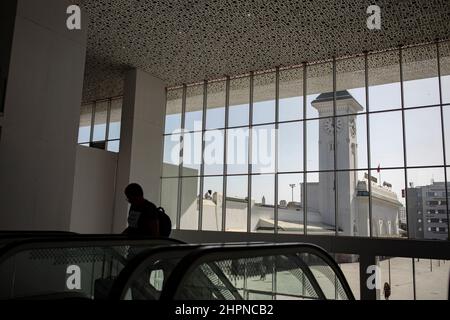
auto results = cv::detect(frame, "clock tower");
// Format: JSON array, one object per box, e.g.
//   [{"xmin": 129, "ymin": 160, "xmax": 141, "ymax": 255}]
[{"xmin": 311, "ymin": 91, "xmax": 363, "ymax": 235}]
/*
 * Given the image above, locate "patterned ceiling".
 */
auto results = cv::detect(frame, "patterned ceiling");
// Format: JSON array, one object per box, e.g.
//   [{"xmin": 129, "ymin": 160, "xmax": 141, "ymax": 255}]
[{"xmin": 78, "ymin": 0, "xmax": 450, "ymax": 102}]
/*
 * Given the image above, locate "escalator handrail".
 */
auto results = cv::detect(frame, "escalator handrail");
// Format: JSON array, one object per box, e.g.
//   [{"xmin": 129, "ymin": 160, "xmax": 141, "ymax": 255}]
[
  {"xmin": 108, "ymin": 244, "xmax": 204, "ymax": 300},
  {"xmin": 108, "ymin": 243, "xmax": 260, "ymax": 300},
  {"xmin": 0, "ymin": 230, "xmax": 77, "ymax": 234},
  {"xmin": 0, "ymin": 236, "xmax": 185, "ymax": 265},
  {"xmin": 109, "ymin": 242, "xmax": 264, "ymax": 300},
  {"xmin": 0, "ymin": 231, "xmax": 78, "ymax": 242},
  {"xmin": 159, "ymin": 242, "xmax": 355, "ymax": 301}
]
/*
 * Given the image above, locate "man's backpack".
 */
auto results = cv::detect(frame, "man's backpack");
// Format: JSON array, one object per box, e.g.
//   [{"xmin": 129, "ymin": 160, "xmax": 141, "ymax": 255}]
[{"xmin": 156, "ymin": 207, "xmax": 172, "ymax": 237}]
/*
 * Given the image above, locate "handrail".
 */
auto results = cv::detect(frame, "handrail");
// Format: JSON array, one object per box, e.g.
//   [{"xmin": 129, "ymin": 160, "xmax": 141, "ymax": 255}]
[
  {"xmin": 108, "ymin": 242, "xmax": 271, "ymax": 300},
  {"xmin": 0, "ymin": 230, "xmax": 77, "ymax": 234},
  {"xmin": 0, "ymin": 236, "xmax": 185, "ymax": 265},
  {"xmin": 0, "ymin": 231, "xmax": 78, "ymax": 241},
  {"xmin": 108, "ymin": 244, "xmax": 203, "ymax": 300},
  {"xmin": 159, "ymin": 243, "xmax": 355, "ymax": 301}
]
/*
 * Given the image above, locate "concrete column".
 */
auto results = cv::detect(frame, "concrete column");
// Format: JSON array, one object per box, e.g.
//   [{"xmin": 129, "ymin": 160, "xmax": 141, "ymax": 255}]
[
  {"xmin": 112, "ymin": 69, "xmax": 166, "ymax": 233},
  {"xmin": 359, "ymin": 254, "xmax": 380, "ymax": 300},
  {"xmin": 0, "ymin": 0, "xmax": 87, "ymax": 230}
]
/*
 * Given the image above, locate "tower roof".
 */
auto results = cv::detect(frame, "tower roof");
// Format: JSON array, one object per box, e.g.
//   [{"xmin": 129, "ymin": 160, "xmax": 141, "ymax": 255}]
[{"xmin": 312, "ymin": 90, "xmax": 353, "ymax": 103}]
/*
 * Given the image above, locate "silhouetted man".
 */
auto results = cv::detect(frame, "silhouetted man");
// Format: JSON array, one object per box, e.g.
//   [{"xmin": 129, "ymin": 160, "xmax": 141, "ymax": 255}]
[{"xmin": 123, "ymin": 183, "xmax": 159, "ymax": 236}]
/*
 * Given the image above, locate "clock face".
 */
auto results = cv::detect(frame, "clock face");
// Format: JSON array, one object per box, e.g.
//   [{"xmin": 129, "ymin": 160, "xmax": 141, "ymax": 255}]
[{"xmin": 324, "ymin": 118, "xmax": 343, "ymax": 135}]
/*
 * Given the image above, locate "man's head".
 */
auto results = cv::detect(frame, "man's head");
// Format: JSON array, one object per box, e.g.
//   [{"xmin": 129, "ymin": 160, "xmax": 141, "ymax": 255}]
[{"xmin": 125, "ymin": 183, "xmax": 144, "ymax": 206}]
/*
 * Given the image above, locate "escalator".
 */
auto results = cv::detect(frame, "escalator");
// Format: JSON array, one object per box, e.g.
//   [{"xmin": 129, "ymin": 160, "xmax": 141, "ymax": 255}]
[
  {"xmin": 110, "ymin": 243, "xmax": 355, "ymax": 300},
  {"xmin": 0, "ymin": 233, "xmax": 354, "ymax": 300},
  {"xmin": 0, "ymin": 235, "xmax": 184, "ymax": 299}
]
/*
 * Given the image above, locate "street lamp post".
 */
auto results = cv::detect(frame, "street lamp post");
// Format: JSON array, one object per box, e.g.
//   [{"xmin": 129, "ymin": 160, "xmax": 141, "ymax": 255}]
[{"xmin": 289, "ymin": 184, "xmax": 296, "ymax": 203}]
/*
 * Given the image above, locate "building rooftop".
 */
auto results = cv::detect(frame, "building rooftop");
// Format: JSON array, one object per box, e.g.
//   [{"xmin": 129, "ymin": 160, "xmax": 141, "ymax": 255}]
[{"xmin": 312, "ymin": 90, "xmax": 353, "ymax": 103}]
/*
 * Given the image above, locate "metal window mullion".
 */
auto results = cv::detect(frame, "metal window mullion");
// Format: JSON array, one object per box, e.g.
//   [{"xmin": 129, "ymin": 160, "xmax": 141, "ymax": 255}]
[
  {"xmin": 412, "ymin": 258, "xmax": 416, "ymax": 300},
  {"xmin": 333, "ymin": 58, "xmax": 339, "ymax": 236},
  {"xmin": 176, "ymin": 85, "xmax": 187, "ymax": 230},
  {"xmin": 436, "ymin": 41, "xmax": 450, "ymax": 240},
  {"xmin": 89, "ymin": 101, "xmax": 96, "ymax": 144},
  {"xmin": 247, "ymin": 72, "xmax": 254, "ymax": 233},
  {"xmin": 399, "ymin": 47, "xmax": 411, "ymax": 240},
  {"xmin": 159, "ymin": 88, "xmax": 169, "ymax": 208},
  {"xmin": 198, "ymin": 80, "xmax": 208, "ymax": 231},
  {"xmin": 105, "ymin": 98, "xmax": 112, "ymax": 147},
  {"xmin": 274, "ymin": 67, "xmax": 280, "ymax": 234},
  {"xmin": 365, "ymin": 52, "xmax": 374, "ymax": 238},
  {"xmin": 303, "ymin": 63, "xmax": 308, "ymax": 235},
  {"xmin": 222, "ymin": 77, "xmax": 230, "ymax": 232}
]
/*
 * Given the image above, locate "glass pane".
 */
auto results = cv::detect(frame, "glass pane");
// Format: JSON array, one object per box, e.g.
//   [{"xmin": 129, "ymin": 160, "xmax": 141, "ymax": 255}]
[
  {"xmin": 368, "ymin": 50, "xmax": 401, "ymax": 111},
  {"xmin": 444, "ymin": 106, "xmax": 450, "ymax": 162},
  {"xmin": 335, "ymin": 253, "xmax": 360, "ymax": 300},
  {"xmin": 371, "ymin": 168, "xmax": 405, "ymax": 238},
  {"xmin": 226, "ymin": 128, "xmax": 249, "ymax": 174},
  {"xmin": 253, "ymin": 72, "xmax": 275, "ymax": 125},
  {"xmin": 337, "ymin": 170, "xmax": 370, "ymax": 237},
  {"xmin": 306, "ymin": 172, "xmax": 336, "ymax": 235},
  {"xmin": 202, "ymin": 176, "xmax": 224, "ymax": 231},
  {"xmin": 276, "ymin": 255, "xmax": 318, "ymax": 299},
  {"xmin": 407, "ymin": 167, "xmax": 446, "ymax": 240},
  {"xmin": 78, "ymin": 103, "xmax": 93, "ymax": 143},
  {"xmin": 252, "ymin": 124, "xmax": 275, "ymax": 174},
  {"xmin": 405, "ymin": 107, "xmax": 443, "ymax": 166},
  {"xmin": 206, "ymin": 81, "xmax": 226, "ymax": 130},
  {"xmin": 225, "ymin": 175, "xmax": 248, "ymax": 232},
  {"xmin": 306, "ymin": 62, "xmax": 333, "ymax": 119},
  {"xmin": 307, "ymin": 118, "xmax": 334, "ymax": 171},
  {"xmin": 439, "ymin": 41, "xmax": 450, "ymax": 104},
  {"xmin": 185, "ymin": 85, "xmax": 203, "ymax": 132},
  {"xmin": 278, "ymin": 122, "xmax": 303, "ymax": 172},
  {"xmin": 161, "ymin": 178, "xmax": 179, "ymax": 229},
  {"xmin": 299, "ymin": 253, "xmax": 349, "ymax": 300},
  {"xmin": 229, "ymin": 76, "xmax": 250, "ymax": 128},
  {"xmin": 336, "ymin": 114, "xmax": 367, "ymax": 170},
  {"xmin": 415, "ymin": 259, "xmax": 450, "ymax": 300},
  {"xmin": 0, "ymin": 244, "xmax": 163, "ymax": 300},
  {"xmin": 204, "ymin": 130, "xmax": 224, "ymax": 176},
  {"xmin": 162, "ymin": 134, "xmax": 181, "ymax": 177},
  {"xmin": 306, "ymin": 119, "xmax": 319, "ymax": 172},
  {"xmin": 108, "ymin": 98, "xmax": 122, "ymax": 140},
  {"xmin": 251, "ymin": 174, "xmax": 275, "ymax": 233},
  {"xmin": 402, "ymin": 44, "xmax": 439, "ymax": 108},
  {"xmin": 107, "ymin": 140, "xmax": 120, "ymax": 153},
  {"xmin": 336, "ymin": 56, "xmax": 366, "ymax": 115},
  {"xmin": 378, "ymin": 257, "xmax": 414, "ymax": 300},
  {"xmin": 173, "ymin": 254, "xmax": 327, "ymax": 300},
  {"xmin": 369, "ymin": 110, "xmax": 404, "ymax": 168},
  {"xmin": 180, "ymin": 177, "xmax": 200, "ymax": 230},
  {"xmin": 92, "ymin": 101, "xmax": 108, "ymax": 142},
  {"xmin": 278, "ymin": 173, "xmax": 303, "ymax": 234},
  {"xmin": 182, "ymin": 131, "xmax": 202, "ymax": 176},
  {"xmin": 279, "ymin": 67, "xmax": 303, "ymax": 122},
  {"xmin": 165, "ymin": 88, "xmax": 183, "ymax": 134}
]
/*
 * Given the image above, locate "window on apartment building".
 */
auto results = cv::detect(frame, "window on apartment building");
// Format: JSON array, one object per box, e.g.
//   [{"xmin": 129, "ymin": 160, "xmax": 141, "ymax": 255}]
[{"xmin": 77, "ymin": 97, "xmax": 122, "ymax": 153}]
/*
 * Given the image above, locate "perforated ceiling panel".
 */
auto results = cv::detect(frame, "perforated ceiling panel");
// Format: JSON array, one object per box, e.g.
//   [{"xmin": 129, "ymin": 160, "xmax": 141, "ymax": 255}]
[{"xmin": 78, "ymin": 0, "xmax": 450, "ymax": 102}]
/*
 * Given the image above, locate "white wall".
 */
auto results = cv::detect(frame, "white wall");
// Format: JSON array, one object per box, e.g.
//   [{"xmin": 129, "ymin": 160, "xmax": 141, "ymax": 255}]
[
  {"xmin": 0, "ymin": 0, "xmax": 87, "ymax": 230},
  {"xmin": 113, "ymin": 69, "xmax": 166, "ymax": 233},
  {"xmin": 70, "ymin": 146, "xmax": 118, "ymax": 234}
]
